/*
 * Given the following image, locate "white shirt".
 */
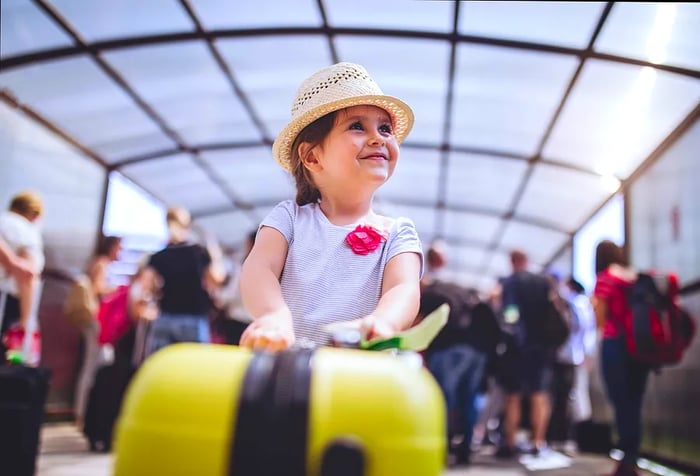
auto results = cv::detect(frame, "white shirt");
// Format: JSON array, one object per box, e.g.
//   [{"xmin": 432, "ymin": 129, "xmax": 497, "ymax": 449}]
[{"xmin": 0, "ymin": 211, "xmax": 45, "ymax": 296}]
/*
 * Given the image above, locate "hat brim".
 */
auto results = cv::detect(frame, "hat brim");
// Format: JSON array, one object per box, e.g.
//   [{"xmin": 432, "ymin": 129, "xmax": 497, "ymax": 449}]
[{"xmin": 272, "ymin": 94, "xmax": 414, "ymax": 172}]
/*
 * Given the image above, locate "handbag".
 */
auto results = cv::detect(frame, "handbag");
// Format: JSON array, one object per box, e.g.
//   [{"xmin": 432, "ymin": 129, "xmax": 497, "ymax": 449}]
[{"xmin": 63, "ymin": 275, "xmax": 98, "ymax": 328}]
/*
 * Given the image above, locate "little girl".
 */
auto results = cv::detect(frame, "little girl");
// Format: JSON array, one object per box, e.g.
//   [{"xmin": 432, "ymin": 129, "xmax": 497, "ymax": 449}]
[{"xmin": 239, "ymin": 62, "xmax": 423, "ymax": 351}]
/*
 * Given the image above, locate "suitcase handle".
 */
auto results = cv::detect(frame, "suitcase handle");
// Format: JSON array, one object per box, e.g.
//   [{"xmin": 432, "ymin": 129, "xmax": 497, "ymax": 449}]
[{"xmin": 321, "ymin": 439, "xmax": 365, "ymax": 476}]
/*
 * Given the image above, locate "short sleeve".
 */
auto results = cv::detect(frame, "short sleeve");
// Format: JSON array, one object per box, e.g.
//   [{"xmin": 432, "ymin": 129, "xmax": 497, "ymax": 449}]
[
  {"xmin": 593, "ymin": 271, "xmax": 615, "ymax": 300},
  {"xmin": 260, "ymin": 200, "xmax": 297, "ymax": 243},
  {"xmin": 386, "ymin": 217, "xmax": 424, "ymax": 278}
]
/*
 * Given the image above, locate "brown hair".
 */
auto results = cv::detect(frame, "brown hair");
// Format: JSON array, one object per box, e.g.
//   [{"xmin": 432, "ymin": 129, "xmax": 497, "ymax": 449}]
[
  {"xmin": 9, "ymin": 190, "xmax": 43, "ymax": 219},
  {"xmin": 595, "ymin": 239, "xmax": 626, "ymax": 274},
  {"xmin": 97, "ymin": 235, "xmax": 122, "ymax": 257},
  {"xmin": 290, "ymin": 111, "xmax": 337, "ymax": 206}
]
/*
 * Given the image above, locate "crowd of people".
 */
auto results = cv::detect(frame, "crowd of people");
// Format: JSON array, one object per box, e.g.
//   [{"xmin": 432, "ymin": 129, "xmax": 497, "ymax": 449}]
[{"xmin": 0, "ymin": 61, "xmax": 672, "ymax": 476}]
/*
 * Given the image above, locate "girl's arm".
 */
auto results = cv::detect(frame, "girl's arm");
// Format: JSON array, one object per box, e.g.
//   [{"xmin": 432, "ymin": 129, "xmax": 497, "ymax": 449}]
[
  {"xmin": 239, "ymin": 226, "xmax": 294, "ymax": 350},
  {"xmin": 362, "ymin": 251, "xmax": 422, "ymax": 338}
]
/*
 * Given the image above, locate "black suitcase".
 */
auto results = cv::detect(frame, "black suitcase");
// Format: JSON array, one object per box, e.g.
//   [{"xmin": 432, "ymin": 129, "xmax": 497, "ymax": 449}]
[
  {"xmin": 82, "ymin": 324, "xmax": 145, "ymax": 452},
  {"xmin": 0, "ymin": 365, "xmax": 51, "ymax": 476}
]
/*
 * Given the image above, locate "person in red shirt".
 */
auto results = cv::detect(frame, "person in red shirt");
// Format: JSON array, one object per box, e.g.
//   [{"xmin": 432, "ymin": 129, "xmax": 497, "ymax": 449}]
[{"xmin": 592, "ymin": 240, "xmax": 649, "ymax": 476}]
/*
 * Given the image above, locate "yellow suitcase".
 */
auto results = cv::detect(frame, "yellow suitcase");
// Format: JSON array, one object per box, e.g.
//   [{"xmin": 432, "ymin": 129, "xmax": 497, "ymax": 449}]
[{"xmin": 113, "ymin": 344, "xmax": 446, "ymax": 476}]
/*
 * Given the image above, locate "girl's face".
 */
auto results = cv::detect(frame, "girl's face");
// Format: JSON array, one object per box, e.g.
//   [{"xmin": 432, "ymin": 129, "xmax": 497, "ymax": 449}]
[{"xmin": 308, "ymin": 105, "xmax": 399, "ymax": 189}]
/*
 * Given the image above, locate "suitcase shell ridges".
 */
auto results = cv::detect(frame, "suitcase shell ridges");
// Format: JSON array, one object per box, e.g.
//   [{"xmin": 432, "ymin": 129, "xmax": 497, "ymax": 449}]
[{"xmin": 114, "ymin": 344, "xmax": 446, "ymax": 476}]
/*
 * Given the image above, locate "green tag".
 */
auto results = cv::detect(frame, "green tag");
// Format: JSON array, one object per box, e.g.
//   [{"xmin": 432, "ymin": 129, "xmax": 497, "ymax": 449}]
[{"xmin": 359, "ymin": 303, "xmax": 450, "ymax": 352}]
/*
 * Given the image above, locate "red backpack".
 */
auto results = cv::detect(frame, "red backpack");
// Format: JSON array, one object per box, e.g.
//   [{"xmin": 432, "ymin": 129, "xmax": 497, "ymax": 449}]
[
  {"xmin": 624, "ymin": 272, "xmax": 696, "ymax": 365},
  {"xmin": 97, "ymin": 285, "xmax": 133, "ymax": 346}
]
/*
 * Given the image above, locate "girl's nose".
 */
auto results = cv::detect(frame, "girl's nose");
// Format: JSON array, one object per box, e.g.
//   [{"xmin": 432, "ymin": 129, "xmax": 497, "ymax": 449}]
[{"xmin": 367, "ymin": 131, "xmax": 385, "ymax": 146}]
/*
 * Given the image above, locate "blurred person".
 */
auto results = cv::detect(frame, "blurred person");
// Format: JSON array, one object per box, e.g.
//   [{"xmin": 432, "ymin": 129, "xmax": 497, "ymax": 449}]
[
  {"xmin": 74, "ymin": 235, "xmax": 122, "ymax": 426},
  {"xmin": 592, "ymin": 240, "xmax": 648, "ymax": 476},
  {"xmin": 146, "ymin": 207, "xmax": 225, "ymax": 356},
  {"xmin": 420, "ymin": 240, "xmax": 502, "ymax": 466},
  {"xmin": 0, "ymin": 191, "xmax": 45, "ymax": 362},
  {"xmin": 496, "ymin": 249, "xmax": 554, "ymax": 458},
  {"xmin": 0, "ymin": 236, "xmax": 37, "ymax": 282},
  {"xmin": 239, "ymin": 62, "xmax": 422, "ymax": 352},
  {"xmin": 212, "ymin": 230, "xmax": 256, "ymax": 345},
  {"xmin": 546, "ymin": 275, "xmax": 597, "ymax": 452}
]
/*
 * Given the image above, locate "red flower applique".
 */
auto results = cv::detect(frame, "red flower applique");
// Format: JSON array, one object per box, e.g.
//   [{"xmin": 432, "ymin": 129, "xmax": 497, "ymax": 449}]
[{"xmin": 346, "ymin": 225, "xmax": 388, "ymax": 255}]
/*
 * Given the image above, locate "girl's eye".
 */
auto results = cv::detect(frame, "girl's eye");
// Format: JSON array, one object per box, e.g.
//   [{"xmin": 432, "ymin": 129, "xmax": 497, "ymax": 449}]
[
  {"xmin": 379, "ymin": 123, "xmax": 393, "ymax": 134},
  {"xmin": 349, "ymin": 121, "xmax": 364, "ymax": 130}
]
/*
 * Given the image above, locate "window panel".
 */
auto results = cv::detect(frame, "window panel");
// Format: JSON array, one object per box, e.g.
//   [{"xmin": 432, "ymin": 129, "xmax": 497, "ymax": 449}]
[
  {"xmin": 120, "ymin": 153, "xmax": 230, "ymax": 212},
  {"xmin": 451, "ymin": 44, "xmax": 579, "ymax": 155},
  {"xmin": 0, "ymin": 56, "xmax": 175, "ymax": 161},
  {"xmin": 375, "ymin": 148, "xmax": 440, "ymax": 207},
  {"xmin": 544, "ymin": 60, "xmax": 700, "ymax": 178},
  {"xmin": 443, "ymin": 210, "xmax": 503, "ymax": 246},
  {"xmin": 596, "ymin": 3, "xmax": 700, "ymax": 71},
  {"xmin": 191, "ymin": 0, "xmax": 322, "ymax": 29},
  {"xmin": 335, "ymin": 36, "xmax": 451, "ymax": 145},
  {"xmin": 459, "ymin": 1, "xmax": 605, "ymax": 48},
  {"xmin": 216, "ymin": 35, "xmax": 333, "ymax": 139},
  {"xmin": 103, "ymin": 41, "xmax": 262, "ymax": 144},
  {"xmin": 325, "ymin": 0, "xmax": 453, "ymax": 32},
  {"xmin": 445, "ymin": 152, "xmax": 528, "ymax": 213},
  {"xmin": 194, "ymin": 211, "xmax": 259, "ymax": 248},
  {"xmin": 49, "ymin": 0, "xmax": 194, "ymax": 41},
  {"xmin": 516, "ymin": 163, "xmax": 614, "ymax": 232},
  {"xmin": 200, "ymin": 147, "xmax": 295, "ymax": 205},
  {"xmin": 372, "ymin": 203, "xmax": 437, "ymax": 243},
  {"xmin": 1, "ymin": 0, "xmax": 73, "ymax": 58},
  {"xmin": 498, "ymin": 220, "xmax": 569, "ymax": 266}
]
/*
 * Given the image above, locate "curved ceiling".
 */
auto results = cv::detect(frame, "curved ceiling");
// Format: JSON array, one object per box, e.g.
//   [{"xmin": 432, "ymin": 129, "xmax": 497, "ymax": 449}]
[{"xmin": 2, "ymin": 1, "xmax": 699, "ymax": 290}]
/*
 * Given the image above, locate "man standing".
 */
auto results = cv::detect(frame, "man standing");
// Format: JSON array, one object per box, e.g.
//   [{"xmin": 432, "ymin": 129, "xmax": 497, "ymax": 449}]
[{"xmin": 496, "ymin": 249, "xmax": 554, "ymax": 457}]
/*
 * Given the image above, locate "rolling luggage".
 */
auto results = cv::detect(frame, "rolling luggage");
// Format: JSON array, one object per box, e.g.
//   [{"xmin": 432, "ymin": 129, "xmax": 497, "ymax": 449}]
[
  {"xmin": 113, "ymin": 344, "xmax": 446, "ymax": 476},
  {"xmin": 0, "ymin": 285, "xmax": 49, "ymax": 476}
]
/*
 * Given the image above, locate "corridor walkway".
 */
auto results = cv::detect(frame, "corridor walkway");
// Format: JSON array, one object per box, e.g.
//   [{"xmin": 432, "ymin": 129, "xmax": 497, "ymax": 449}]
[{"xmin": 36, "ymin": 422, "xmax": 658, "ymax": 476}]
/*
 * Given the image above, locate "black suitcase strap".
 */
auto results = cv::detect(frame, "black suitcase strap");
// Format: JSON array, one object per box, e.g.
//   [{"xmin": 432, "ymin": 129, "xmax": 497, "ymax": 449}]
[{"xmin": 229, "ymin": 349, "xmax": 313, "ymax": 476}]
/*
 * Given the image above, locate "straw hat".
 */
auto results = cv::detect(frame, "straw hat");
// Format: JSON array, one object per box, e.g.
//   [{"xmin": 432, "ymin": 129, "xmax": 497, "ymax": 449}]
[{"xmin": 272, "ymin": 62, "xmax": 415, "ymax": 172}]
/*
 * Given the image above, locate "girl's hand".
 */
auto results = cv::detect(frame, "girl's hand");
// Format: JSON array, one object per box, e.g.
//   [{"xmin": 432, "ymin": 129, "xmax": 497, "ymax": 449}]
[
  {"xmin": 240, "ymin": 309, "xmax": 295, "ymax": 352},
  {"xmin": 358, "ymin": 315, "xmax": 398, "ymax": 341}
]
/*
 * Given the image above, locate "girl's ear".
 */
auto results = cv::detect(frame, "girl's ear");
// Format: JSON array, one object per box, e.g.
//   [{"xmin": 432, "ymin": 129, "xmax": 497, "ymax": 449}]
[{"xmin": 298, "ymin": 142, "xmax": 321, "ymax": 171}]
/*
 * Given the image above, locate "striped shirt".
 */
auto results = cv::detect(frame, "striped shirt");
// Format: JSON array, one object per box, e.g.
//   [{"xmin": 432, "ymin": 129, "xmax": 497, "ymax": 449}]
[{"xmin": 261, "ymin": 200, "xmax": 423, "ymax": 347}]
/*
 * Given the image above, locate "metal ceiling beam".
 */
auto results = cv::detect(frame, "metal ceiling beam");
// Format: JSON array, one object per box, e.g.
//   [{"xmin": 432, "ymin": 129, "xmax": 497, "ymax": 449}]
[
  {"xmin": 31, "ymin": 0, "xmax": 260, "ymax": 223},
  {"xmin": 487, "ymin": 2, "xmax": 614, "ymax": 270},
  {"xmin": 3, "ymin": 26, "xmax": 699, "ymax": 80},
  {"xmin": 316, "ymin": 0, "xmax": 339, "ymax": 64},
  {"xmin": 193, "ymin": 196, "xmax": 571, "ymax": 235},
  {"xmin": 544, "ymin": 101, "xmax": 700, "ymax": 270}
]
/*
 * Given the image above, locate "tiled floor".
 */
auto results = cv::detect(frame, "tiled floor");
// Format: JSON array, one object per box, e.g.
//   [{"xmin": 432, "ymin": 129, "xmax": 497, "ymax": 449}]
[{"xmin": 36, "ymin": 423, "xmax": 650, "ymax": 476}]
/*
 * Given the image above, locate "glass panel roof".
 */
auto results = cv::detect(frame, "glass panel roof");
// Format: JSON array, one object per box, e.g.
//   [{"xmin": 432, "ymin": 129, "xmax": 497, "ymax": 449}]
[
  {"xmin": 324, "ymin": 0, "xmax": 453, "ymax": 32},
  {"xmin": 1, "ymin": 0, "xmax": 74, "ymax": 58},
  {"xmin": 0, "ymin": 56, "xmax": 176, "ymax": 160},
  {"xmin": 49, "ymin": 0, "xmax": 194, "ymax": 42},
  {"xmin": 445, "ymin": 153, "xmax": 529, "ymax": 213},
  {"xmin": 596, "ymin": 3, "xmax": 700, "ymax": 71},
  {"xmin": 103, "ymin": 41, "xmax": 261, "ymax": 145},
  {"xmin": 459, "ymin": 1, "xmax": 606, "ymax": 48},
  {"xmin": 451, "ymin": 44, "xmax": 579, "ymax": 155},
  {"xmin": 335, "ymin": 36, "xmax": 451, "ymax": 144},
  {"xmin": 200, "ymin": 148, "xmax": 296, "ymax": 204},
  {"xmin": 192, "ymin": 0, "xmax": 322, "ymax": 29},
  {"xmin": 194, "ymin": 211, "xmax": 260, "ymax": 248},
  {"xmin": 544, "ymin": 60, "xmax": 700, "ymax": 178},
  {"xmin": 516, "ymin": 163, "xmax": 614, "ymax": 232},
  {"xmin": 1, "ymin": 1, "xmax": 697, "ymax": 292}
]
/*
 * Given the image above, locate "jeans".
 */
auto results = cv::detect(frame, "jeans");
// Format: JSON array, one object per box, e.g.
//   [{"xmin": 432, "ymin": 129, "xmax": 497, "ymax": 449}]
[
  {"xmin": 147, "ymin": 313, "xmax": 211, "ymax": 356},
  {"xmin": 601, "ymin": 337, "xmax": 650, "ymax": 464},
  {"xmin": 427, "ymin": 345, "xmax": 487, "ymax": 453}
]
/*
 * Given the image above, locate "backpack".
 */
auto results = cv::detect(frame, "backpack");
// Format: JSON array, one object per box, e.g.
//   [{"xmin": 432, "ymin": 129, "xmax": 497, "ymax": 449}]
[
  {"xmin": 543, "ymin": 292, "xmax": 572, "ymax": 351},
  {"xmin": 97, "ymin": 285, "xmax": 132, "ymax": 345},
  {"xmin": 63, "ymin": 275, "xmax": 98, "ymax": 328},
  {"xmin": 624, "ymin": 272, "xmax": 696, "ymax": 365}
]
